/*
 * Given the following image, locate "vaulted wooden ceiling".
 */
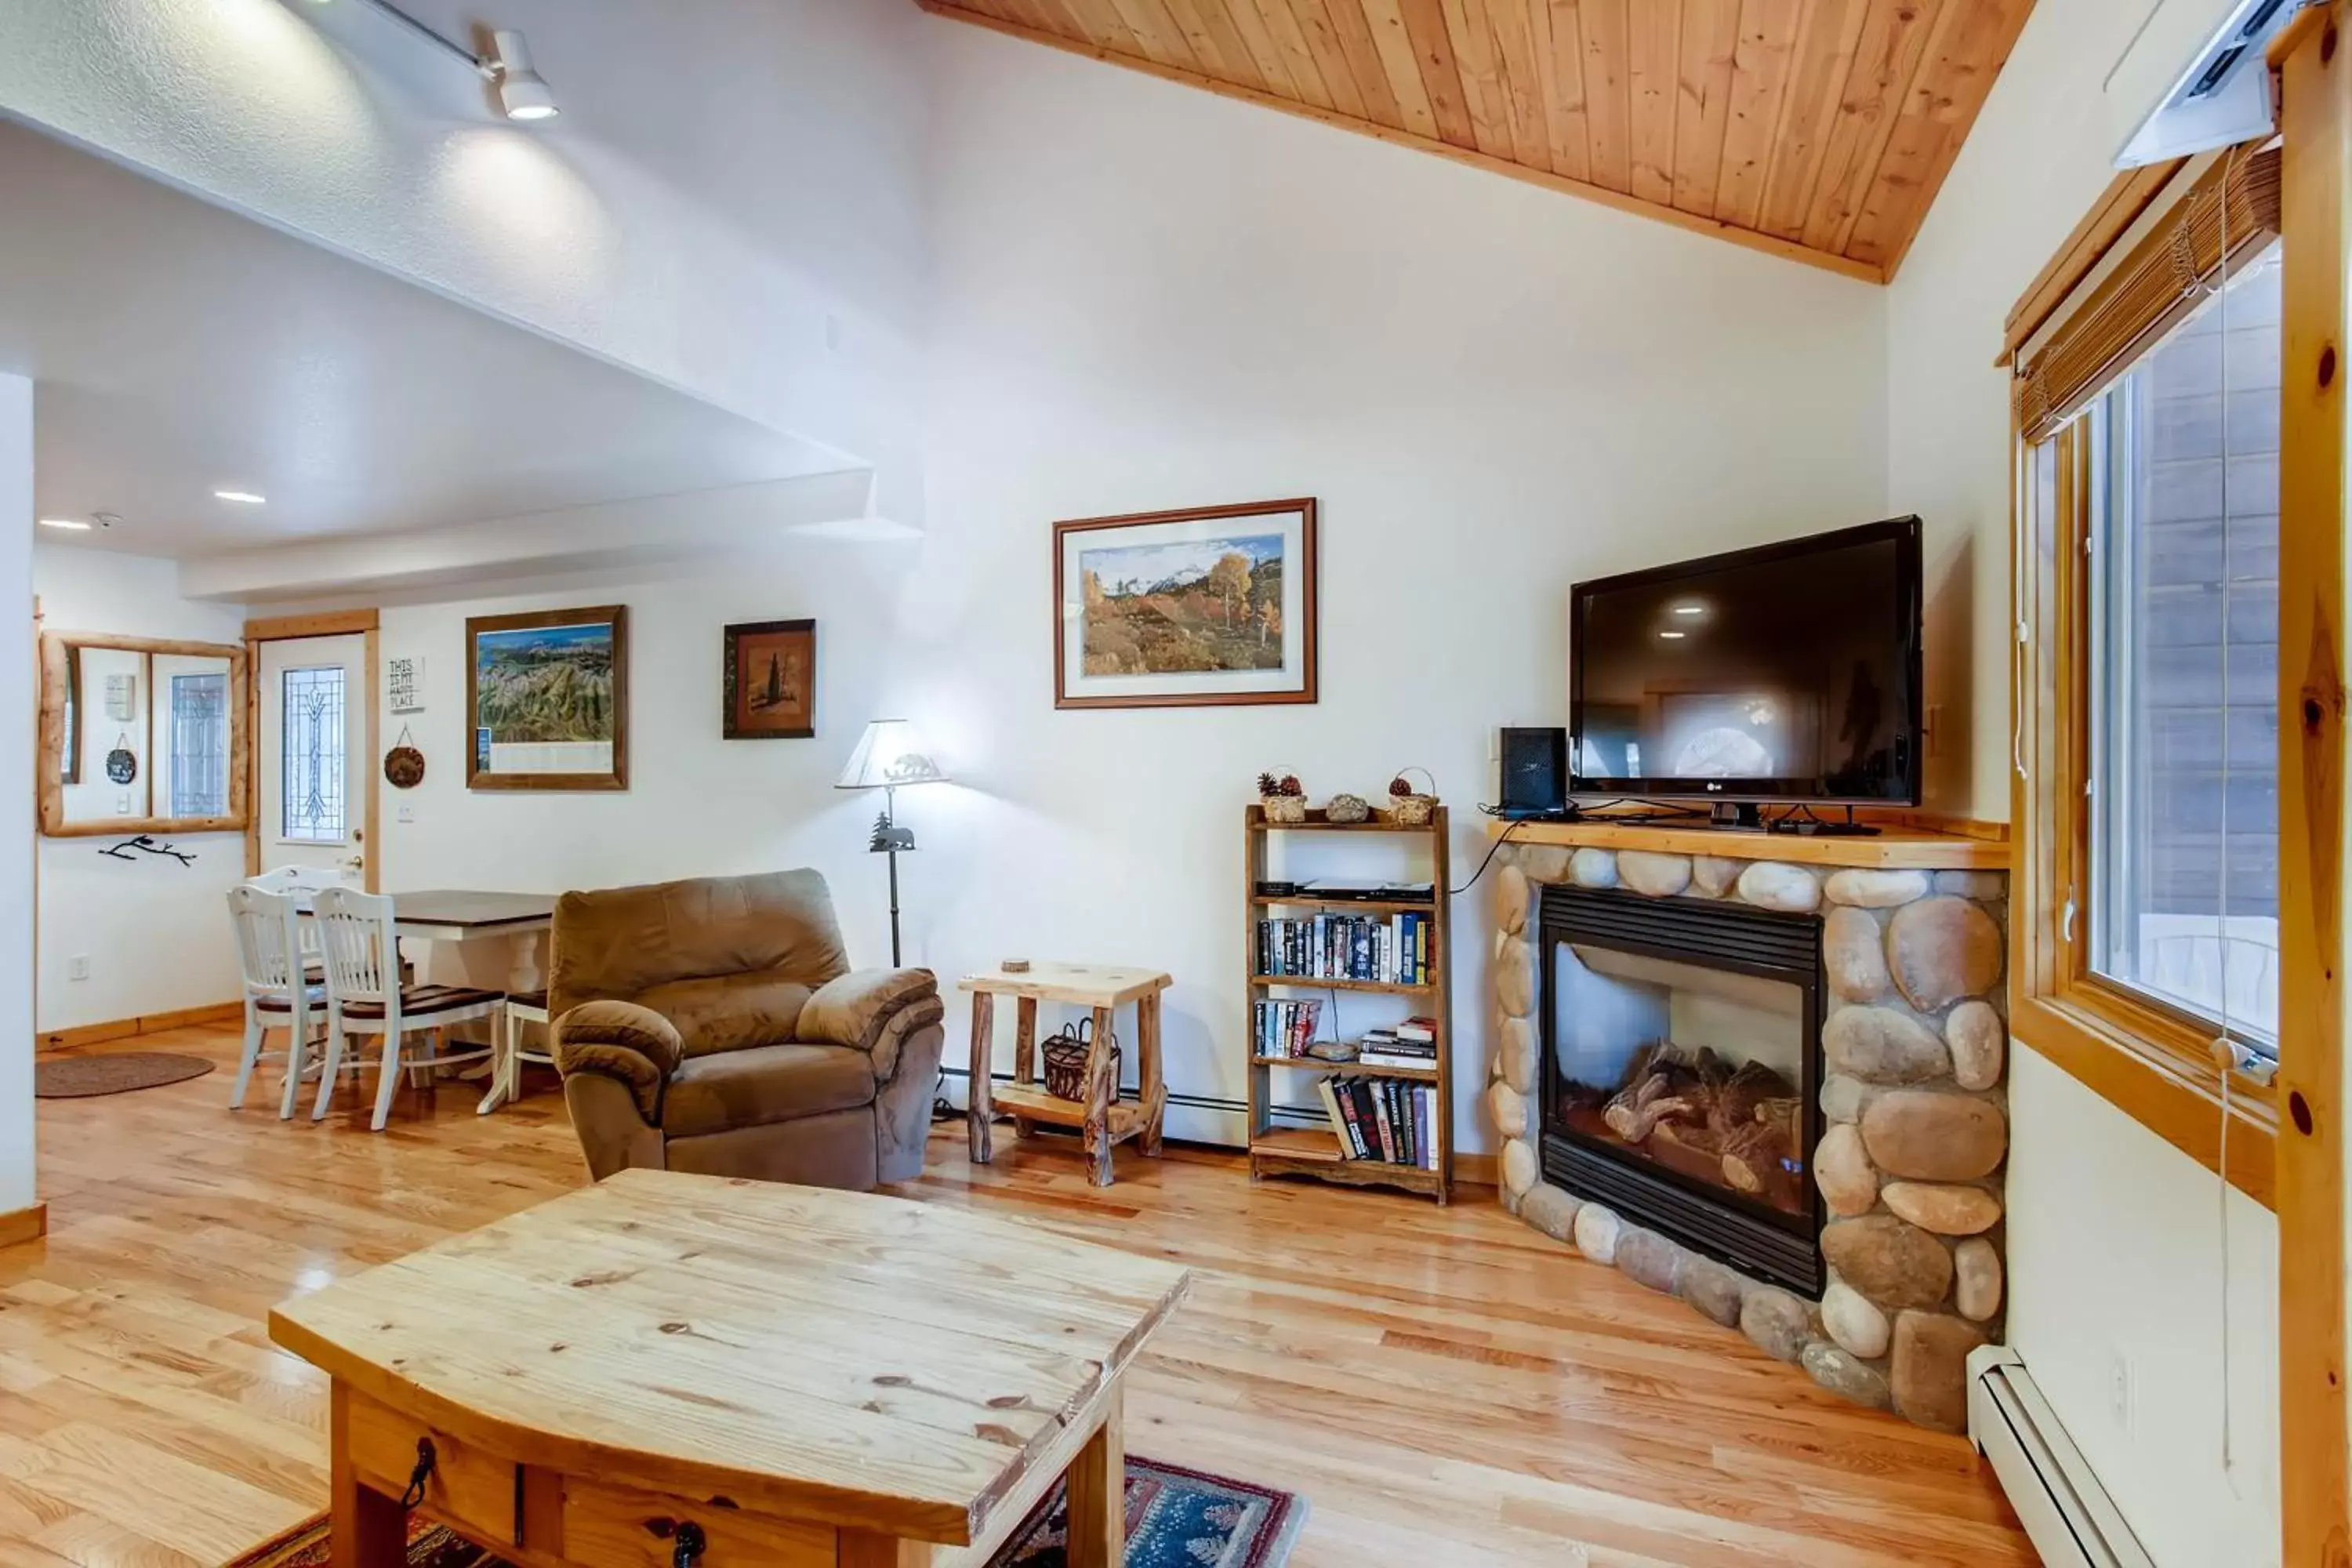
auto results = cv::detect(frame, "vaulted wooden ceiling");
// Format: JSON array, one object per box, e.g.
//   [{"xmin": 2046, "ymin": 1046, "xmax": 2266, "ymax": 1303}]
[{"xmin": 921, "ymin": 0, "xmax": 2037, "ymax": 283}]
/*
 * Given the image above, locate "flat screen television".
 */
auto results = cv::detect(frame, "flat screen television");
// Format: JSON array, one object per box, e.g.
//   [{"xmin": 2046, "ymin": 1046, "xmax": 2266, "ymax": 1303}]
[{"xmin": 1569, "ymin": 517, "xmax": 1923, "ymax": 807}]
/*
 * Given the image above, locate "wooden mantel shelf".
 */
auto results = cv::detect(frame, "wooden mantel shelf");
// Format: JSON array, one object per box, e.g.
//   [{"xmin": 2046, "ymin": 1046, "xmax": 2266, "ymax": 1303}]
[{"xmin": 1488, "ymin": 816, "xmax": 2010, "ymax": 872}]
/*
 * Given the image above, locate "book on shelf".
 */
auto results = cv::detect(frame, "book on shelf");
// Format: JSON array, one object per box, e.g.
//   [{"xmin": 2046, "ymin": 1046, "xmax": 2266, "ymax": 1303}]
[
  {"xmin": 1251, "ymin": 999, "xmax": 1324, "ymax": 1058},
  {"xmin": 1253, "ymin": 913, "xmax": 1432, "ymax": 985},
  {"xmin": 1308, "ymin": 1075, "xmax": 1441, "ymax": 1167}
]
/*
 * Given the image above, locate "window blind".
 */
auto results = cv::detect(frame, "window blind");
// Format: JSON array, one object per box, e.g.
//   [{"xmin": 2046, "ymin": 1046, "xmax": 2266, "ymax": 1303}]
[{"xmin": 2013, "ymin": 145, "xmax": 2281, "ymax": 441}]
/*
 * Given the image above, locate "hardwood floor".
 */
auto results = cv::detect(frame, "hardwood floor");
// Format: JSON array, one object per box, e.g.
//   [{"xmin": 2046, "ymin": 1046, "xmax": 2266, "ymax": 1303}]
[{"xmin": 5, "ymin": 1025, "xmax": 2034, "ymax": 1567}]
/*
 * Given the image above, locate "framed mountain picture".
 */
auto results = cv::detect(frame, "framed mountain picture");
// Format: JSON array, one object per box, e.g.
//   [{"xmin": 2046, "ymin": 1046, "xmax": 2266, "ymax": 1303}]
[
  {"xmin": 465, "ymin": 605, "xmax": 628, "ymax": 790},
  {"xmin": 1053, "ymin": 498, "xmax": 1319, "ymax": 710},
  {"xmin": 723, "ymin": 618, "xmax": 816, "ymax": 739}
]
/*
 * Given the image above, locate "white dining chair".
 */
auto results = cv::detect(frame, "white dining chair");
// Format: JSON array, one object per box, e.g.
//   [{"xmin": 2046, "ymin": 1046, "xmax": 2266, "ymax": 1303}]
[
  {"xmin": 310, "ymin": 886, "xmax": 506, "ymax": 1131},
  {"xmin": 226, "ymin": 884, "xmax": 330, "ymax": 1119}
]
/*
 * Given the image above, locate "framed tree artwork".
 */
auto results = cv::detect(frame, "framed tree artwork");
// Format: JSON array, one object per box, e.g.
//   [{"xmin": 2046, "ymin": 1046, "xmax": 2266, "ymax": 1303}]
[
  {"xmin": 1053, "ymin": 498, "xmax": 1318, "ymax": 710},
  {"xmin": 466, "ymin": 605, "xmax": 628, "ymax": 791},
  {"xmin": 723, "ymin": 618, "xmax": 817, "ymax": 739}
]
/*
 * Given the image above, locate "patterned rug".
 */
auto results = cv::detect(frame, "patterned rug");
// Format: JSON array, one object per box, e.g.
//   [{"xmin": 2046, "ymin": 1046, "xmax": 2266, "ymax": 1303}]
[
  {"xmin": 226, "ymin": 1457, "xmax": 1305, "ymax": 1568},
  {"xmin": 34, "ymin": 1051, "xmax": 214, "ymax": 1098}
]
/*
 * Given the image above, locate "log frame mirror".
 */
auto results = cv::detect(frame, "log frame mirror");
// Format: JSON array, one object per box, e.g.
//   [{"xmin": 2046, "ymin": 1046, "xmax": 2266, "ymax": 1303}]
[{"xmin": 38, "ymin": 631, "xmax": 249, "ymax": 837}]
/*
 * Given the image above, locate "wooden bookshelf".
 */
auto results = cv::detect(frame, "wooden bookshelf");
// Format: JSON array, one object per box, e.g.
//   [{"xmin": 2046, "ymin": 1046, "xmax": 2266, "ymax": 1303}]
[{"xmin": 1243, "ymin": 804, "xmax": 1453, "ymax": 1203}]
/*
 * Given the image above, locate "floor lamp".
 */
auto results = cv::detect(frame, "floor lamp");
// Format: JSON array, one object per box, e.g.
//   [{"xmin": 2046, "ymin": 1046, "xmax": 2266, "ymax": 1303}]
[{"xmin": 834, "ymin": 719, "xmax": 947, "ymax": 967}]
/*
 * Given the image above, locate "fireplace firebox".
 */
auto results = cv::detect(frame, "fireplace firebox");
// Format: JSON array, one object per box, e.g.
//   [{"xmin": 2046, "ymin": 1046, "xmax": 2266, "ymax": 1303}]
[{"xmin": 1540, "ymin": 885, "xmax": 1824, "ymax": 1294}]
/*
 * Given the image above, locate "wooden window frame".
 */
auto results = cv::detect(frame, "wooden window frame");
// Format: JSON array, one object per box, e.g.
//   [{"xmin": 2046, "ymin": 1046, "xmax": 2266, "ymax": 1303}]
[{"xmin": 2009, "ymin": 253, "xmax": 2280, "ymax": 1211}]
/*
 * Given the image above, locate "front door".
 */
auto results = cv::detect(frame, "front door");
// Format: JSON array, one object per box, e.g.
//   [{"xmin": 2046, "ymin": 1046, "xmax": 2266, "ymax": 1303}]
[{"xmin": 256, "ymin": 633, "xmax": 370, "ymax": 885}]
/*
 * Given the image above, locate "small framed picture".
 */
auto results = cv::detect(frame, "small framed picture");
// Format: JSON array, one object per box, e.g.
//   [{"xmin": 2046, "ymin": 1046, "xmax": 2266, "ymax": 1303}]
[
  {"xmin": 1054, "ymin": 498, "xmax": 1319, "ymax": 710},
  {"xmin": 723, "ymin": 619, "xmax": 816, "ymax": 739},
  {"xmin": 466, "ymin": 606, "xmax": 628, "ymax": 791}
]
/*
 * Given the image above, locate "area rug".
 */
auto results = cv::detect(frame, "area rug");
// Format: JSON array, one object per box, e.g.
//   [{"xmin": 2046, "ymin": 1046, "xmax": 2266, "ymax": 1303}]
[
  {"xmin": 224, "ymin": 1457, "xmax": 1305, "ymax": 1568},
  {"xmin": 34, "ymin": 1051, "xmax": 215, "ymax": 1098}
]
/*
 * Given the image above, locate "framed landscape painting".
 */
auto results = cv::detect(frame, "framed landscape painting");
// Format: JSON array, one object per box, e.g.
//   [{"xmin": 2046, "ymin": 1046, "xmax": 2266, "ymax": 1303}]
[
  {"xmin": 723, "ymin": 618, "xmax": 816, "ymax": 739},
  {"xmin": 1054, "ymin": 498, "xmax": 1318, "ymax": 710},
  {"xmin": 466, "ymin": 605, "xmax": 628, "ymax": 791}
]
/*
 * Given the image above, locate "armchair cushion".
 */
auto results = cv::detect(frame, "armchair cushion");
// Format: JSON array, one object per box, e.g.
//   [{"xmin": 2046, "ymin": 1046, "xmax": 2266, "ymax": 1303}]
[
  {"xmin": 637, "ymin": 971, "xmax": 816, "ymax": 1058},
  {"xmin": 661, "ymin": 1044, "xmax": 876, "ymax": 1139},
  {"xmin": 553, "ymin": 1000, "xmax": 683, "ymax": 1122},
  {"xmin": 798, "ymin": 968, "xmax": 939, "ymax": 1059}
]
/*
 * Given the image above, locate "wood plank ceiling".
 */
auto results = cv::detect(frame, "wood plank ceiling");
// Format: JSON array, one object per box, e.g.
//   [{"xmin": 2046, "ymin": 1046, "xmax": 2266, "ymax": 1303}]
[{"xmin": 920, "ymin": 0, "xmax": 2038, "ymax": 283}]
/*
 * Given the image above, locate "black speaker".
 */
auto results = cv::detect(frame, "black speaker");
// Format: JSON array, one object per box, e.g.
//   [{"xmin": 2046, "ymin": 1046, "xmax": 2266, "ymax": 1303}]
[{"xmin": 1500, "ymin": 728, "xmax": 1567, "ymax": 817}]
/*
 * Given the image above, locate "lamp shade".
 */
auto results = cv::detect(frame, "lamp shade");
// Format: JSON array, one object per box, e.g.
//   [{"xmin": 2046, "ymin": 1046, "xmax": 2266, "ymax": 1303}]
[{"xmin": 836, "ymin": 719, "xmax": 947, "ymax": 790}]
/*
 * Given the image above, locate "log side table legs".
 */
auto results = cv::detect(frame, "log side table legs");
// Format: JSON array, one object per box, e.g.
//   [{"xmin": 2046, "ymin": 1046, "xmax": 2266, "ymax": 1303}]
[{"xmin": 967, "ymin": 990, "xmax": 993, "ymax": 1164}]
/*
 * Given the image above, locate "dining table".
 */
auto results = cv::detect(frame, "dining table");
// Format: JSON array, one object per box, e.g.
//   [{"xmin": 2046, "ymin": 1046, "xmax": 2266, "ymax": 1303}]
[{"xmin": 287, "ymin": 887, "xmax": 558, "ymax": 1114}]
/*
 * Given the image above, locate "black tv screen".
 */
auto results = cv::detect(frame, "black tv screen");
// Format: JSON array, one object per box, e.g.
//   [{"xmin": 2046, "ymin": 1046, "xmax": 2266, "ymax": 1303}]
[{"xmin": 1569, "ymin": 517, "xmax": 1923, "ymax": 806}]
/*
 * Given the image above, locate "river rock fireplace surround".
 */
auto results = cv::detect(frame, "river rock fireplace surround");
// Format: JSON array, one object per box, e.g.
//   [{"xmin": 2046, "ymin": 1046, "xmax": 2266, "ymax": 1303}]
[{"xmin": 1486, "ymin": 826, "xmax": 2009, "ymax": 1432}]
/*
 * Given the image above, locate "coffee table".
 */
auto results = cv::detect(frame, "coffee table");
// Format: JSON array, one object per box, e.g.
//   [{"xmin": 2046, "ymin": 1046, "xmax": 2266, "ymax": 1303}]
[{"xmin": 269, "ymin": 1169, "xmax": 1192, "ymax": 1567}]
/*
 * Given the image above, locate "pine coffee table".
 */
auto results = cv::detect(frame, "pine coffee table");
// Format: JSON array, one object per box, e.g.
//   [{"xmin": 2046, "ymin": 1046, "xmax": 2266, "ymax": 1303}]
[{"xmin": 269, "ymin": 1169, "xmax": 1192, "ymax": 1568}]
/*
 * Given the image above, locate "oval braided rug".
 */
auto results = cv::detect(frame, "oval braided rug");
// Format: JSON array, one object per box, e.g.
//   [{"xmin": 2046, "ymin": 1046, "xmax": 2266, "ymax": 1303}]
[{"xmin": 34, "ymin": 1051, "xmax": 215, "ymax": 1098}]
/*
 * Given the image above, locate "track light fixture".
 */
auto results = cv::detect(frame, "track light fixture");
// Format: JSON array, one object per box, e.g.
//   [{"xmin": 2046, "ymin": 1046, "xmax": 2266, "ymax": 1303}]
[
  {"xmin": 299, "ymin": 0, "xmax": 559, "ymax": 124},
  {"xmin": 485, "ymin": 30, "xmax": 557, "ymax": 122}
]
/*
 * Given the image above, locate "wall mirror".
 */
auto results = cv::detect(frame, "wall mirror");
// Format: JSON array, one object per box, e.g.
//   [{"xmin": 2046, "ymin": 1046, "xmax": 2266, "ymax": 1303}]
[{"xmin": 39, "ymin": 631, "xmax": 249, "ymax": 837}]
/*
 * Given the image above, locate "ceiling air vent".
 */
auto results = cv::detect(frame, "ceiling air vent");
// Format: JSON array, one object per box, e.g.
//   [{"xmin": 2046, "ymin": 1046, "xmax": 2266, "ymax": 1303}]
[{"xmin": 2108, "ymin": 0, "xmax": 2309, "ymax": 167}]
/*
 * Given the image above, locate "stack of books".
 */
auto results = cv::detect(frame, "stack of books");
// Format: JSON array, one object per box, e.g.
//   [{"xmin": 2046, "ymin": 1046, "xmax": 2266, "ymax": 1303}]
[
  {"xmin": 1254, "ymin": 913, "xmax": 1432, "ymax": 985},
  {"xmin": 1358, "ymin": 1017, "xmax": 1439, "ymax": 1069},
  {"xmin": 1251, "ymin": 999, "xmax": 1324, "ymax": 1058},
  {"xmin": 1316, "ymin": 1075, "xmax": 1441, "ymax": 1167}
]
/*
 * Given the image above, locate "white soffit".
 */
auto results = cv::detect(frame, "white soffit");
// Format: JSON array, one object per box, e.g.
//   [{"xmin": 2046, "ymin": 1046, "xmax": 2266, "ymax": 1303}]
[{"xmin": 0, "ymin": 116, "xmax": 862, "ymax": 555}]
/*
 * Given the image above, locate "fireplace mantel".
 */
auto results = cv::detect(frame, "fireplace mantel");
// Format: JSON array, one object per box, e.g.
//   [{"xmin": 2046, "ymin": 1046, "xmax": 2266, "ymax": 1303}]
[{"xmin": 1488, "ymin": 818, "xmax": 2009, "ymax": 872}]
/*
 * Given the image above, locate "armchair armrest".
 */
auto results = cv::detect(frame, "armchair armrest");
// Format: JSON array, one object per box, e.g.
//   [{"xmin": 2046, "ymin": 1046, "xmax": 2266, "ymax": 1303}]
[
  {"xmin": 552, "ymin": 999, "xmax": 683, "ymax": 1122},
  {"xmin": 798, "ymin": 968, "xmax": 943, "ymax": 1081}
]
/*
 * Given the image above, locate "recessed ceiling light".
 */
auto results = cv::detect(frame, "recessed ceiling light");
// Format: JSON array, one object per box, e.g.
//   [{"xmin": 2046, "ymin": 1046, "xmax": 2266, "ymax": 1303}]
[
  {"xmin": 1658, "ymin": 630, "xmax": 1687, "ymax": 641},
  {"xmin": 37, "ymin": 517, "xmax": 91, "ymax": 531},
  {"xmin": 214, "ymin": 489, "xmax": 267, "ymax": 504},
  {"xmin": 1673, "ymin": 603, "xmax": 1705, "ymax": 616}
]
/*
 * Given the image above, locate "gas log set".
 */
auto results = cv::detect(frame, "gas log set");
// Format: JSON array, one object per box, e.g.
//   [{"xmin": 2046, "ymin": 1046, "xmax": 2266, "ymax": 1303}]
[{"xmin": 1559, "ymin": 1043, "xmax": 1804, "ymax": 1216}]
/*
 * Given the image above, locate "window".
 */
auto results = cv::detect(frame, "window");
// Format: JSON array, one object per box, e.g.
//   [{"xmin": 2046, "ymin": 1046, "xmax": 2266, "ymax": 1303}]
[
  {"xmin": 2009, "ymin": 147, "xmax": 2283, "ymax": 1204},
  {"xmin": 281, "ymin": 666, "xmax": 347, "ymax": 843},
  {"xmin": 2087, "ymin": 248, "xmax": 2282, "ymax": 1051},
  {"xmin": 167, "ymin": 671, "xmax": 230, "ymax": 818}
]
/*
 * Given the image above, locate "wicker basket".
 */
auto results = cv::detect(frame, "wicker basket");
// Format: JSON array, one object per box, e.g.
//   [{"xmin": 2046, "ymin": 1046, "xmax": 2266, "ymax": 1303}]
[
  {"xmin": 1041, "ymin": 1018, "xmax": 1119, "ymax": 1102},
  {"xmin": 1388, "ymin": 766, "xmax": 1439, "ymax": 826},
  {"xmin": 1259, "ymin": 764, "xmax": 1308, "ymax": 824}
]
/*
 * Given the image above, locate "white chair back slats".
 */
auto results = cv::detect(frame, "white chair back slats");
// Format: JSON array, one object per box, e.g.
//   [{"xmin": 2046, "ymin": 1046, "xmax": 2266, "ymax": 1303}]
[
  {"xmin": 312, "ymin": 886, "xmax": 398, "ymax": 1007},
  {"xmin": 226, "ymin": 884, "xmax": 303, "ymax": 1000}
]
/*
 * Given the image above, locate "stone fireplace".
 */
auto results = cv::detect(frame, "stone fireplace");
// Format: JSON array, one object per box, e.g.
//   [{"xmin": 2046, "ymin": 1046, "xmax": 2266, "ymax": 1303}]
[{"xmin": 1487, "ymin": 832, "xmax": 2008, "ymax": 1432}]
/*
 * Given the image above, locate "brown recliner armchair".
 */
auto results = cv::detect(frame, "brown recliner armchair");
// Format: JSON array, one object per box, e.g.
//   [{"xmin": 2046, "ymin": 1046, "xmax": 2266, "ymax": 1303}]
[{"xmin": 547, "ymin": 869, "xmax": 945, "ymax": 1189}]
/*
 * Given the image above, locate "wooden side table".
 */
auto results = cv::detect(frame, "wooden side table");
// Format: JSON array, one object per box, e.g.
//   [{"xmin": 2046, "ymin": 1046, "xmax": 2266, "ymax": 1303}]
[{"xmin": 958, "ymin": 963, "xmax": 1173, "ymax": 1186}]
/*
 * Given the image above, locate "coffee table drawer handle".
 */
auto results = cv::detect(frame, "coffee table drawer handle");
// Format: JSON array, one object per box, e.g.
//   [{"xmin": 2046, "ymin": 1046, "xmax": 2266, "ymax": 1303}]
[
  {"xmin": 397, "ymin": 1438, "xmax": 437, "ymax": 1511},
  {"xmin": 671, "ymin": 1520, "xmax": 706, "ymax": 1567}
]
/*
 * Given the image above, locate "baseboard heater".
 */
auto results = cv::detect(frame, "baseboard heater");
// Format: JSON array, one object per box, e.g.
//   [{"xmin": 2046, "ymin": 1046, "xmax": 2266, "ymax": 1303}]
[{"xmin": 1968, "ymin": 1348, "xmax": 2155, "ymax": 1568}]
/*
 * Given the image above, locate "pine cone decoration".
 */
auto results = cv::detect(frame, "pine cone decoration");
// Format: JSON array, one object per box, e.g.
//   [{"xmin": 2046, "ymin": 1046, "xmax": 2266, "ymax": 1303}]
[
  {"xmin": 1388, "ymin": 775, "xmax": 1412, "ymax": 797},
  {"xmin": 1279, "ymin": 774, "xmax": 1302, "ymax": 796},
  {"xmin": 1256, "ymin": 771, "xmax": 1280, "ymax": 796}
]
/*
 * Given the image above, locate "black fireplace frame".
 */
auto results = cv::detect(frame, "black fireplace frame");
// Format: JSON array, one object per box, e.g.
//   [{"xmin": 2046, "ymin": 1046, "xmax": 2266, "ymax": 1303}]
[{"xmin": 1537, "ymin": 884, "xmax": 1826, "ymax": 1295}]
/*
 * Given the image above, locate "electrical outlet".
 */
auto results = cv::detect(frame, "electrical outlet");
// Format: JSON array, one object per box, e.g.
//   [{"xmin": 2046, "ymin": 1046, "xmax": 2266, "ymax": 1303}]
[
  {"xmin": 66, "ymin": 955, "xmax": 89, "ymax": 982},
  {"xmin": 2108, "ymin": 1348, "xmax": 2134, "ymax": 1432},
  {"xmin": 114, "ymin": 793, "xmax": 132, "ymax": 814}
]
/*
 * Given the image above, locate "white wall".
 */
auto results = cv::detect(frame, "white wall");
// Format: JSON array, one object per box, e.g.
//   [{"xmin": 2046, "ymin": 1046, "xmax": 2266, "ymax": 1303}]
[
  {"xmin": 1886, "ymin": 0, "xmax": 2283, "ymax": 1559},
  {"xmin": 0, "ymin": 0, "xmax": 932, "ymax": 523},
  {"xmin": 905, "ymin": 24, "xmax": 1887, "ymax": 1148},
  {"xmin": 372, "ymin": 548, "xmax": 919, "ymax": 953},
  {"xmin": 32, "ymin": 546, "xmax": 249, "ymax": 1033},
  {"xmin": 1, "ymin": 376, "xmax": 34, "ymax": 1213}
]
